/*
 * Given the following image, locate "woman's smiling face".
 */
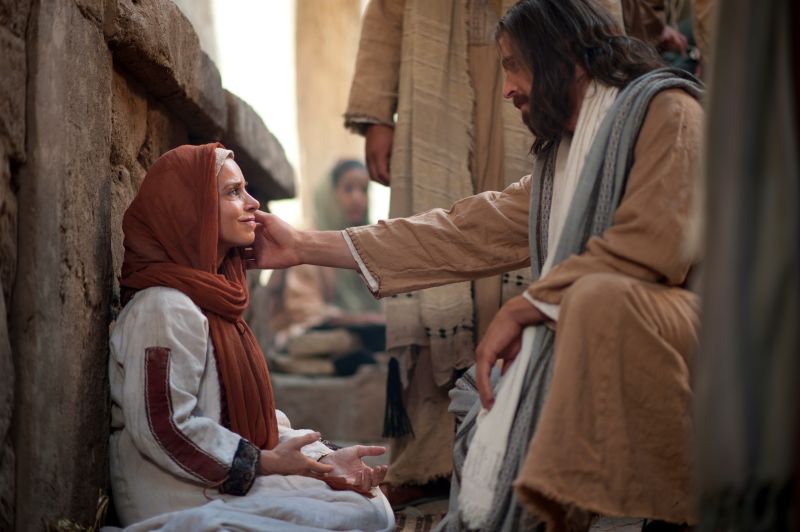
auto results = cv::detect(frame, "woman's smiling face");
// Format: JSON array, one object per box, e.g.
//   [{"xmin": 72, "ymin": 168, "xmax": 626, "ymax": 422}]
[{"xmin": 217, "ymin": 159, "xmax": 260, "ymax": 259}]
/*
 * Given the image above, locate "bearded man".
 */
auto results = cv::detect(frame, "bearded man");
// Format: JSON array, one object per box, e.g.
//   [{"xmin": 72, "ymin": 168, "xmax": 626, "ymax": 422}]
[{"xmin": 255, "ymin": 0, "xmax": 703, "ymax": 529}]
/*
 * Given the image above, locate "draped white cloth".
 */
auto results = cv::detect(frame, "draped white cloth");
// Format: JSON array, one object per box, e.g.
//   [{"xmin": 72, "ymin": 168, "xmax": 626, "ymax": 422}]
[{"xmin": 458, "ymin": 82, "xmax": 619, "ymax": 529}]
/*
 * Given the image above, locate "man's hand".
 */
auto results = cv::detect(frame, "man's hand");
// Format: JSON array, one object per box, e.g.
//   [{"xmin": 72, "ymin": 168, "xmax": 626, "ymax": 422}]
[
  {"xmin": 475, "ymin": 295, "xmax": 546, "ymax": 410},
  {"xmin": 320, "ymin": 445, "xmax": 388, "ymax": 491},
  {"xmin": 249, "ymin": 211, "xmax": 359, "ymax": 271},
  {"xmin": 250, "ymin": 210, "xmax": 302, "ymax": 269},
  {"xmin": 365, "ymin": 124, "xmax": 394, "ymax": 186},
  {"xmin": 658, "ymin": 25, "xmax": 688, "ymax": 56},
  {"xmin": 258, "ymin": 432, "xmax": 336, "ymax": 476}
]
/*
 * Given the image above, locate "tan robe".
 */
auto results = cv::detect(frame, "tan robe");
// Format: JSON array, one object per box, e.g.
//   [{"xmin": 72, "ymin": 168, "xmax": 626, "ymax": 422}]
[{"xmin": 346, "ymin": 89, "xmax": 703, "ymax": 524}]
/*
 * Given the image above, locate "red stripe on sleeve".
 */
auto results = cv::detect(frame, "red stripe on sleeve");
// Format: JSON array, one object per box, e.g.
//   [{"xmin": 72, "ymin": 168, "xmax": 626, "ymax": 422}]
[{"xmin": 144, "ymin": 346, "xmax": 229, "ymax": 484}]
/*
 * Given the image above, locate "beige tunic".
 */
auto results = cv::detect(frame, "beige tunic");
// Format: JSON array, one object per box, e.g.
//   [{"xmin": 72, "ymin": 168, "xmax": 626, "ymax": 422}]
[{"xmin": 346, "ymin": 89, "xmax": 703, "ymax": 523}]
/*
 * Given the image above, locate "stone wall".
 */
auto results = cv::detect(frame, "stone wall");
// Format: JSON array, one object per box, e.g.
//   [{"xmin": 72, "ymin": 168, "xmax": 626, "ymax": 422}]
[
  {"xmin": 0, "ymin": 1, "xmax": 294, "ymax": 529},
  {"xmin": 0, "ymin": 0, "xmax": 29, "ymax": 528}
]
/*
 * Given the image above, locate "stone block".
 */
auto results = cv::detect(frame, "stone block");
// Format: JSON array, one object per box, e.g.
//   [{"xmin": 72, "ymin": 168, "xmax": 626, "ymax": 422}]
[
  {"xmin": 11, "ymin": 0, "xmax": 112, "ymax": 526},
  {"xmin": 0, "ymin": 0, "xmax": 31, "ymax": 38},
  {"xmin": 137, "ymin": 99, "xmax": 188, "ymax": 170},
  {"xmin": 105, "ymin": 0, "xmax": 226, "ymax": 139},
  {"xmin": 0, "ymin": 281, "xmax": 14, "ymax": 531},
  {"xmin": 222, "ymin": 91, "xmax": 296, "ymax": 202},
  {"xmin": 111, "ymin": 68, "xmax": 147, "ymax": 168},
  {"xmin": 272, "ymin": 366, "xmax": 387, "ymax": 442},
  {"xmin": 0, "ymin": 152, "xmax": 15, "ymax": 308},
  {"xmin": 74, "ymin": 0, "xmax": 104, "ymax": 28},
  {"xmin": 109, "ymin": 164, "xmax": 141, "ymax": 316},
  {"xmin": 0, "ymin": 25, "xmax": 25, "ymax": 160}
]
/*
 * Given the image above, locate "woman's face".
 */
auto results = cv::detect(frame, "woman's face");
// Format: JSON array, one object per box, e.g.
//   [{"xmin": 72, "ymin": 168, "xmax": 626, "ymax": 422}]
[
  {"xmin": 217, "ymin": 159, "xmax": 260, "ymax": 256},
  {"xmin": 334, "ymin": 167, "xmax": 369, "ymax": 225}
]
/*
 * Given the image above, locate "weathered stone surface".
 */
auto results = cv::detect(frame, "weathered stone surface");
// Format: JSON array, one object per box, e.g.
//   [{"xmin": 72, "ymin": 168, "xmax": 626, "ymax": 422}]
[
  {"xmin": 273, "ymin": 367, "xmax": 387, "ymax": 442},
  {"xmin": 109, "ymin": 163, "xmax": 141, "ymax": 316},
  {"xmin": 137, "ymin": 99, "xmax": 189, "ymax": 170},
  {"xmin": 111, "ymin": 67, "xmax": 147, "ymax": 168},
  {"xmin": 0, "ymin": 0, "xmax": 31, "ymax": 38},
  {"xmin": 0, "ymin": 26, "xmax": 26, "ymax": 160},
  {"xmin": 74, "ymin": 0, "xmax": 104, "ymax": 28},
  {"xmin": 0, "ymin": 151, "xmax": 16, "ymax": 311},
  {"xmin": 0, "ymin": 281, "xmax": 14, "ymax": 532},
  {"xmin": 223, "ymin": 91, "xmax": 296, "ymax": 203},
  {"xmin": 172, "ymin": 0, "xmax": 218, "ymax": 65},
  {"xmin": 105, "ymin": 0, "xmax": 226, "ymax": 139},
  {"xmin": 11, "ymin": 0, "xmax": 112, "ymax": 527}
]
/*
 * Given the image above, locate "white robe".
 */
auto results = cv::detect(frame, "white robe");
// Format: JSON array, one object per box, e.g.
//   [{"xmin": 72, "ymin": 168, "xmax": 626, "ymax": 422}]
[{"xmin": 108, "ymin": 286, "xmax": 393, "ymax": 531}]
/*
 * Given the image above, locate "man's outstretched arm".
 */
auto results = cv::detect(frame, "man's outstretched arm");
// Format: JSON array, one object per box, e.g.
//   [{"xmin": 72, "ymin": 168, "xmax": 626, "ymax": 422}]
[
  {"xmin": 252, "ymin": 176, "xmax": 533, "ymax": 298},
  {"xmin": 251, "ymin": 212, "xmax": 357, "ymax": 271}
]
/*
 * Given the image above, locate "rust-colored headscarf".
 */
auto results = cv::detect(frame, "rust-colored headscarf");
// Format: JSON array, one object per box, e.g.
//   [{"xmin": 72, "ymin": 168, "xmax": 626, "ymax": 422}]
[{"xmin": 120, "ymin": 143, "xmax": 279, "ymax": 450}]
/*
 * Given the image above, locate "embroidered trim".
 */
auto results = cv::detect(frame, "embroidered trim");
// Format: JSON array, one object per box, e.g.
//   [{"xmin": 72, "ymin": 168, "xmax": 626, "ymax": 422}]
[
  {"xmin": 220, "ymin": 439, "xmax": 259, "ymax": 495},
  {"xmin": 536, "ymin": 147, "xmax": 556, "ymax": 272},
  {"xmin": 144, "ymin": 346, "xmax": 228, "ymax": 484},
  {"xmin": 321, "ymin": 439, "xmax": 342, "ymax": 451}
]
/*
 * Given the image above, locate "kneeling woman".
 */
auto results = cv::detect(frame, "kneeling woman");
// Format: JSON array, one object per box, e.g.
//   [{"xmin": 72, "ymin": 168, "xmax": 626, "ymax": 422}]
[{"xmin": 109, "ymin": 143, "xmax": 393, "ymax": 530}]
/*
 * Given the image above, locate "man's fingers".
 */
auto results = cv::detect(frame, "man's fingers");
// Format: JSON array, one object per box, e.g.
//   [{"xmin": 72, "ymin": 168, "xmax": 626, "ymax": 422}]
[
  {"xmin": 375, "ymin": 153, "xmax": 391, "ymax": 186},
  {"xmin": 499, "ymin": 336, "xmax": 523, "ymax": 375},
  {"xmin": 355, "ymin": 445, "xmax": 386, "ymax": 458},
  {"xmin": 368, "ymin": 154, "xmax": 389, "ymax": 186},
  {"xmin": 475, "ymin": 358, "xmax": 495, "ymax": 410},
  {"xmin": 366, "ymin": 156, "xmax": 380, "ymax": 184}
]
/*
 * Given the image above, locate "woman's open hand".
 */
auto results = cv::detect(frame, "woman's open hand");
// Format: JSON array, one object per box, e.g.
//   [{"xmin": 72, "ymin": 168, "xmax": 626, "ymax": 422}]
[
  {"xmin": 320, "ymin": 445, "xmax": 388, "ymax": 491},
  {"xmin": 258, "ymin": 432, "xmax": 335, "ymax": 477},
  {"xmin": 250, "ymin": 210, "xmax": 302, "ymax": 269}
]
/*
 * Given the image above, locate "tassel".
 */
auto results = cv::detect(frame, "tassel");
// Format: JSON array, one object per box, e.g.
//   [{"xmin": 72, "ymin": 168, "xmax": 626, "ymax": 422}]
[{"xmin": 382, "ymin": 357, "xmax": 415, "ymax": 438}]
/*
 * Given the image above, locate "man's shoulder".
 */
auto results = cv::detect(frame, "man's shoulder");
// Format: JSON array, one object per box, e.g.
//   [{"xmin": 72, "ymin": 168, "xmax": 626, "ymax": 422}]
[
  {"xmin": 648, "ymin": 87, "xmax": 703, "ymax": 119},
  {"xmin": 635, "ymin": 87, "xmax": 704, "ymax": 150}
]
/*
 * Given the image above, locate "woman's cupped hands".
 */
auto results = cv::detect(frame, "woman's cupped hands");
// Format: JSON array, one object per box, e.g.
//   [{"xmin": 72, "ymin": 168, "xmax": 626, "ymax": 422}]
[{"xmin": 258, "ymin": 432, "xmax": 387, "ymax": 491}]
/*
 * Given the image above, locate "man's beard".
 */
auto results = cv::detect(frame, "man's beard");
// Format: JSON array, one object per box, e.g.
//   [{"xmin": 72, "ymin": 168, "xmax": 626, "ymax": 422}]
[{"xmin": 513, "ymin": 95, "xmax": 535, "ymax": 134}]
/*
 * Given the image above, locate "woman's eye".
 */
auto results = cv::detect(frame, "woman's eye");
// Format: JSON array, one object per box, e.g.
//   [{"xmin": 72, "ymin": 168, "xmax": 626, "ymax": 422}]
[{"xmin": 229, "ymin": 187, "xmax": 241, "ymax": 197}]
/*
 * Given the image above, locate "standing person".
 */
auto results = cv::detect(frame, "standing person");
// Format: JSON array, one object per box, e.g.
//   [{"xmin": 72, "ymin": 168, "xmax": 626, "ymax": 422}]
[
  {"xmin": 258, "ymin": 0, "xmax": 703, "ymax": 529},
  {"xmin": 344, "ymin": 0, "xmax": 535, "ymax": 501},
  {"xmin": 110, "ymin": 144, "xmax": 393, "ymax": 530}
]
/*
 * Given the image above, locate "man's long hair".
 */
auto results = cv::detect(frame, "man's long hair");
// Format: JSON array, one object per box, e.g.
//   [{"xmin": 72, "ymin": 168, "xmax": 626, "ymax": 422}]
[{"xmin": 497, "ymin": 0, "xmax": 663, "ymax": 155}]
